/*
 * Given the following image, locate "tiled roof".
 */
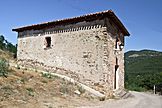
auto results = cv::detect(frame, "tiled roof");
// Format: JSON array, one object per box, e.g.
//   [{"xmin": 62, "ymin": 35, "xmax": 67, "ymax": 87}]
[{"xmin": 12, "ymin": 10, "xmax": 130, "ymax": 36}]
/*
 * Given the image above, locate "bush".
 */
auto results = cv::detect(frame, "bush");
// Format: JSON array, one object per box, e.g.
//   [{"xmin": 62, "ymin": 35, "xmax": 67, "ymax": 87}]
[
  {"xmin": 41, "ymin": 72, "xmax": 53, "ymax": 79},
  {"xmin": 0, "ymin": 58, "xmax": 9, "ymax": 77},
  {"xmin": 26, "ymin": 87, "xmax": 34, "ymax": 97}
]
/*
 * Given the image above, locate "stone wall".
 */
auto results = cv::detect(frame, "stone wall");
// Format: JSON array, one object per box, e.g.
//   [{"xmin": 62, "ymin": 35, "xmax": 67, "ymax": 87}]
[{"xmin": 17, "ymin": 18, "xmax": 125, "ymax": 97}]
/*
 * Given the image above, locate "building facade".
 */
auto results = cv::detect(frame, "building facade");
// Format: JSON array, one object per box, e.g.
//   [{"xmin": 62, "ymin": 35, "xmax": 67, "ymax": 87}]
[{"xmin": 13, "ymin": 10, "xmax": 130, "ymax": 97}]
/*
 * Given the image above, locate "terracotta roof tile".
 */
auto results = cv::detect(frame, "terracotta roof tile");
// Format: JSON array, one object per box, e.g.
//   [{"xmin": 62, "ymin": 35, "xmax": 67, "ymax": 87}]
[{"xmin": 12, "ymin": 10, "xmax": 130, "ymax": 36}]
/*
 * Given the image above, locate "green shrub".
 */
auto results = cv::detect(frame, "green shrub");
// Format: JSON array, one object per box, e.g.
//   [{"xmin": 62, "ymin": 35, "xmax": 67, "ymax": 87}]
[
  {"xmin": 0, "ymin": 58, "xmax": 9, "ymax": 77},
  {"xmin": 41, "ymin": 72, "xmax": 53, "ymax": 79},
  {"xmin": 26, "ymin": 88, "xmax": 34, "ymax": 97}
]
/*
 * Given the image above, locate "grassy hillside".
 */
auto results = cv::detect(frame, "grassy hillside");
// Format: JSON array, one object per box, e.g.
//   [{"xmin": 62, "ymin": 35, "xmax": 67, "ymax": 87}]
[
  {"xmin": 0, "ymin": 67, "xmax": 95, "ymax": 107},
  {"xmin": 0, "ymin": 49, "xmax": 15, "ymax": 60},
  {"xmin": 125, "ymin": 49, "xmax": 162, "ymax": 91}
]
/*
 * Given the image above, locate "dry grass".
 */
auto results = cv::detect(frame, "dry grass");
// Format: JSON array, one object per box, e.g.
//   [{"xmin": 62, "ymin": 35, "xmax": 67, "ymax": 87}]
[
  {"xmin": 0, "ymin": 67, "xmax": 97, "ymax": 108},
  {"xmin": 0, "ymin": 49, "xmax": 14, "ymax": 60}
]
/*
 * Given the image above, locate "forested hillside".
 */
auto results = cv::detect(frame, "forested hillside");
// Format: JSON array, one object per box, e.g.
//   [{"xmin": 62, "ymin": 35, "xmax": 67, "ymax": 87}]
[
  {"xmin": 0, "ymin": 35, "xmax": 17, "ymax": 58},
  {"xmin": 125, "ymin": 50, "xmax": 162, "ymax": 91}
]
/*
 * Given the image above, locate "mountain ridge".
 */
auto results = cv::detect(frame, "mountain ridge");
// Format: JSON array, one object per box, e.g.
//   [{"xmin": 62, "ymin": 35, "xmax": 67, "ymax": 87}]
[{"xmin": 124, "ymin": 49, "xmax": 162, "ymax": 91}]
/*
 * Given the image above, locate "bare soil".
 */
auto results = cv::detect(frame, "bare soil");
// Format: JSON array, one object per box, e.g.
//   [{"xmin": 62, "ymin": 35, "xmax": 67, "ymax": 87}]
[{"xmin": 0, "ymin": 68, "xmax": 98, "ymax": 108}]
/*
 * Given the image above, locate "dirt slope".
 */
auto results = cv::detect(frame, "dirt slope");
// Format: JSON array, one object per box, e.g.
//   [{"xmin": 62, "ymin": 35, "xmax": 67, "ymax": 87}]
[{"xmin": 0, "ymin": 68, "xmax": 98, "ymax": 108}]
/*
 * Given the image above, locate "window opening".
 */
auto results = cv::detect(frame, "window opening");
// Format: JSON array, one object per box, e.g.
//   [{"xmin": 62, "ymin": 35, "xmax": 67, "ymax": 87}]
[
  {"xmin": 115, "ymin": 37, "xmax": 120, "ymax": 50},
  {"xmin": 45, "ymin": 37, "xmax": 51, "ymax": 48}
]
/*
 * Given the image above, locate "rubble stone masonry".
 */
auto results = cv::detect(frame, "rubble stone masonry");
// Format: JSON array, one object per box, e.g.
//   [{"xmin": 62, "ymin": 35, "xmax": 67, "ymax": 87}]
[{"xmin": 17, "ymin": 18, "xmax": 125, "ymax": 97}]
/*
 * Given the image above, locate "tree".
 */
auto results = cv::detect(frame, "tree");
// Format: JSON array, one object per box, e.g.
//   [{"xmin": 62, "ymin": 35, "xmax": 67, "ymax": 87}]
[
  {"xmin": 6, "ymin": 42, "xmax": 17, "ymax": 53},
  {"xmin": 0, "ymin": 35, "xmax": 5, "ymax": 43},
  {"xmin": 0, "ymin": 35, "xmax": 5, "ymax": 50},
  {"xmin": 0, "ymin": 34, "xmax": 17, "ymax": 57}
]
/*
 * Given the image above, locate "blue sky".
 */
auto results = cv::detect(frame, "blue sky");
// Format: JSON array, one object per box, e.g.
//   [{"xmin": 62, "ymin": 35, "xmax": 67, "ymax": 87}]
[{"xmin": 0, "ymin": 0, "xmax": 162, "ymax": 52}]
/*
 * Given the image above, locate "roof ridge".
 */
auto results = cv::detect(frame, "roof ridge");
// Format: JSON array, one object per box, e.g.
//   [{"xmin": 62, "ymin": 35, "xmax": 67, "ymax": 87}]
[
  {"xmin": 12, "ymin": 10, "xmax": 130, "ymax": 36},
  {"xmin": 13, "ymin": 10, "xmax": 112, "ymax": 29}
]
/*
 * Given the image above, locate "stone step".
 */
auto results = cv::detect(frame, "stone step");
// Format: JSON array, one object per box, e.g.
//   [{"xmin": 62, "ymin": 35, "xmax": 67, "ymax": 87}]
[
  {"xmin": 113, "ymin": 90, "xmax": 133, "ymax": 99},
  {"xmin": 122, "ymin": 92, "xmax": 133, "ymax": 99}
]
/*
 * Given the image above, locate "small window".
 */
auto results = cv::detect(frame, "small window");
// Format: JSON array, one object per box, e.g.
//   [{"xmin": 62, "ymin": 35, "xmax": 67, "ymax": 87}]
[
  {"xmin": 45, "ymin": 37, "xmax": 51, "ymax": 48},
  {"xmin": 115, "ymin": 38, "xmax": 120, "ymax": 49},
  {"xmin": 119, "ymin": 33, "xmax": 124, "ymax": 45}
]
